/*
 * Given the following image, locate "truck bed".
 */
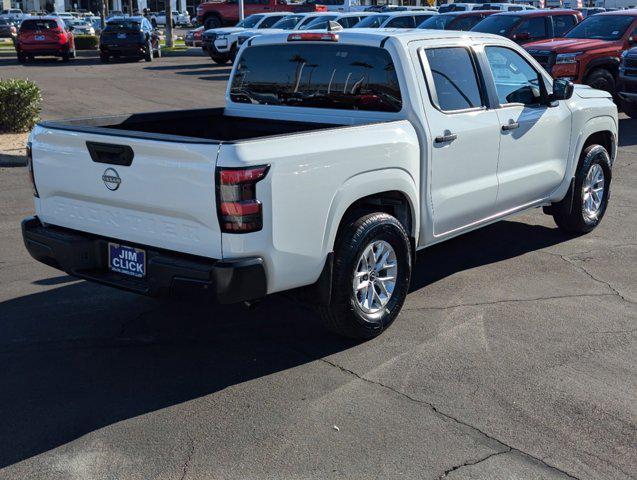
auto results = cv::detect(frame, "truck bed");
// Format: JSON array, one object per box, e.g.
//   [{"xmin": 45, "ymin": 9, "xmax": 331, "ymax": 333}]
[{"xmin": 38, "ymin": 107, "xmax": 338, "ymax": 144}]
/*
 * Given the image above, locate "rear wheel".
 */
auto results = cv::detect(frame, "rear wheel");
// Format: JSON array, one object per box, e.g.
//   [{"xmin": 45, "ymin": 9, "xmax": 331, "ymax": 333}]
[
  {"xmin": 17, "ymin": 51, "xmax": 26, "ymax": 63},
  {"xmin": 69, "ymin": 46, "xmax": 76, "ymax": 59},
  {"xmin": 318, "ymin": 212, "xmax": 412, "ymax": 339},
  {"xmin": 551, "ymin": 144, "xmax": 612, "ymax": 234},
  {"xmin": 211, "ymin": 55, "xmax": 228, "ymax": 65},
  {"xmin": 585, "ymin": 68, "xmax": 616, "ymax": 96},
  {"xmin": 61, "ymin": 50, "xmax": 70, "ymax": 62},
  {"xmin": 153, "ymin": 43, "xmax": 161, "ymax": 58},
  {"xmin": 204, "ymin": 16, "xmax": 221, "ymax": 30},
  {"xmin": 100, "ymin": 53, "xmax": 109, "ymax": 62}
]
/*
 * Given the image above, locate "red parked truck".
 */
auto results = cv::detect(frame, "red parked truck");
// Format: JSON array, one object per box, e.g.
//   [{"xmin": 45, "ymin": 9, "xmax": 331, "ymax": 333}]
[
  {"xmin": 524, "ymin": 10, "xmax": 637, "ymax": 96},
  {"xmin": 196, "ymin": 0, "xmax": 326, "ymax": 30}
]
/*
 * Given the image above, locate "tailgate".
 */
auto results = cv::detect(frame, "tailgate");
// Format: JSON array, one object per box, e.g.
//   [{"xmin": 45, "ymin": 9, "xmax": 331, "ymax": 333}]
[{"xmin": 31, "ymin": 125, "xmax": 223, "ymax": 259}]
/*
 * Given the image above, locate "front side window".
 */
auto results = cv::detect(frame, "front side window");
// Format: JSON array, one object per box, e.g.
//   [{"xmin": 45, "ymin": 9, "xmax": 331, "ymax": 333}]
[
  {"xmin": 451, "ymin": 16, "xmax": 483, "ymax": 31},
  {"xmin": 238, "ymin": 14, "xmax": 265, "ymax": 28},
  {"xmin": 271, "ymin": 15, "xmax": 304, "ymax": 30},
  {"xmin": 553, "ymin": 14, "xmax": 577, "ymax": 36},
  {"xmin": 565, "ymin": 14, "xmax": 634, "ymax": 40},
  {"xmin": 471, "ymin": 15, "xmax": 521, "ymax": 36},
  {"xmin": 485, "ymin": 46, "xmax": 543, "ymax": 106},
  {"xmin": 258, "ymin": 15, "xmax": 285, "ymax": 28},
  {"xmin": 385, "ymin": 16, "xmax": 415, "ymax": 28},
  {"xmin": 231, "ymin": 44, "xmax": 402, "ymax": 112},
  {"xmin": 418, "ymin": 14, "xmax": 454, "ymax": 30},
  {"xmin": 355, "ymin": 15, "xmax": 389, "ymax": 28},
  {"xmin": 514, "ymin": 17, "xmax": 547, "ymax": 40},
  {"xmin": 424, "ymin": 47, "xmax": 483, "ymax": 111}
]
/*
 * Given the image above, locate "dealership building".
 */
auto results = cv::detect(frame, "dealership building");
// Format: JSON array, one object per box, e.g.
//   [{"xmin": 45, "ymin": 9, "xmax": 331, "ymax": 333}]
[{"xmin": 5, "ymin": 0, "xmax": 193, "ymax": 15}]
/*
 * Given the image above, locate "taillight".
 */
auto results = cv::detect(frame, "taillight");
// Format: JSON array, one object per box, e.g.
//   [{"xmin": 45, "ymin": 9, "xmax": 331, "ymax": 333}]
[
  {"xmin": 26, "ymin": 142, "xmax": 39, "ymax": 198},
  {"xmin": 216, "ymin": 165, "xmax": 269, "ymax": 233},
  {"xmin": 288, "ymin": 32, "xmax": 338, "ymax": 42}
]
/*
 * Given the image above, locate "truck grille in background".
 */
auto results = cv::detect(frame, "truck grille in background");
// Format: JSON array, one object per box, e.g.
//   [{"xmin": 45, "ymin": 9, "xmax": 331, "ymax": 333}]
[
  {"xmin": 527, "ymin": 50, "xmax": 555, "ymax": 71},
  {"xmin": 625, "ymin": 57, "xmax": 637, "ymax": 77}
]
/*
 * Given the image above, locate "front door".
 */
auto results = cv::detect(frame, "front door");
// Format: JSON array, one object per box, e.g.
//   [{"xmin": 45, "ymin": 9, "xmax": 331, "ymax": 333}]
[
  {"xmin": 484, "ymin": 46, "xmax": 571, "ymax": 210},
  {"xmin": 420, "ymin": 46, "xmax": 502, "ymax": 236}
]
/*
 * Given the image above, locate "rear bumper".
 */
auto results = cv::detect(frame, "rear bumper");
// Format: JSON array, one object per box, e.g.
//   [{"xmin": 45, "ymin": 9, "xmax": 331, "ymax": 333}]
[
  {"xmin": 22, "ymin": 216, "xmax": 267, "ymax": 304},
  {"xmin": 100, "ymin": 43, "xmax": 145, "ymax": 56},
  {"xmin": 17, "ymin": 44, "xmax": 67, "ymax": 55}
]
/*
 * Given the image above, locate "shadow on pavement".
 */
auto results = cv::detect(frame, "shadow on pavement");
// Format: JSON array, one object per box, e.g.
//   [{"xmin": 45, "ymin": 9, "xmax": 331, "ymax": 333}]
[{"xmin": 0, "ymin": 218, "xmax": 572, "ymax": 468}]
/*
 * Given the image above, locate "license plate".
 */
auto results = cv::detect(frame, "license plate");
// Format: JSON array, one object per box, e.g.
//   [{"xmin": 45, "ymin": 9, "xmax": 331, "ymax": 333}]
[
  {"xmin": 35, "ymin": 35, "xmax": 44, "ymax": 40},
  {"xmin": 108, "ymin": 243, "xmax": 146, "ymax": 278},
  {"xmin": 117, "ymin": 33, "xmax": 126, "ymax": 39}
]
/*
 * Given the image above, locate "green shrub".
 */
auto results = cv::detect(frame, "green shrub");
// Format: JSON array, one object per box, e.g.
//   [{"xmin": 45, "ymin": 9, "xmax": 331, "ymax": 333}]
[
  {"xmin": 74, "ymin": 35, "xmax": 99, "ymax": 50},
  {"xmin": 0, "ymin": 79, "xmax": 42, "ymax": 133}
]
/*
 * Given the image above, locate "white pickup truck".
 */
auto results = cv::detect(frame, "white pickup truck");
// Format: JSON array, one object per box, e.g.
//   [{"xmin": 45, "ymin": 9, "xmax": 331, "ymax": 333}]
[{"xmin": 23, "ymin": 29, "xmax": 617, "ymax": 339}]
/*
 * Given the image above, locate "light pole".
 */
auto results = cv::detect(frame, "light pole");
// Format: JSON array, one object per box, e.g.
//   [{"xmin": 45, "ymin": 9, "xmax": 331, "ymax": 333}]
[
  {"xmin": 166, "ymin": 0, "xmax": 173, "ymax": 48},
  {"xmin": 238, "ymin": 0, "xmax": 244, "ymax": 21}
]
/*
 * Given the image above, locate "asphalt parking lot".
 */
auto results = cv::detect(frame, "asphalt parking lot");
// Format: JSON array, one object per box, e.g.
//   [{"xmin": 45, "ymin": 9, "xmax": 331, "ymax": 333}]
[{"xmin": 0, "ymin": 51, "xmax": 636, "ymax": 480}]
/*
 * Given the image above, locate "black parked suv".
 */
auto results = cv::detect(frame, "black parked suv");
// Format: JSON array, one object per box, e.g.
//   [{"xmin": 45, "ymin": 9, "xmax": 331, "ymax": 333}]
[
  {"xmin": 619, "ymin": 47, "xmax": 637, "ymax": 118},
  {"xmin": 99, "ymin": 16, "xmax": 160, "ymax": 62}
]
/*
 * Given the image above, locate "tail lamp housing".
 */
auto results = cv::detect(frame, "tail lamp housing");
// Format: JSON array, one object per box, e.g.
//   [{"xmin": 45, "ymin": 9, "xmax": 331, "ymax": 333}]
[
  {"xmin": 216, "ymin": 165, "xmax": 269, "ymax": 233},
  {"xmin": 26, "ymin": 142, "xmax": 39, "ymax": 198},
  {"xmin": 287, "ymin": 32, "xmax": 339, "ymax": 42}
]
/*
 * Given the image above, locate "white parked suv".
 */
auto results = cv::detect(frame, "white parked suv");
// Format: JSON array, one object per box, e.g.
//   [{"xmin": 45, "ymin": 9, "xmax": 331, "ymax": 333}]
[
  {"xmin": 152, "ymin": 10, "xmax": 191, "ymax": 28},
  {"xmin": 23, "ymin": 29, "xmax": 617, "ymax": 339},
  {"xmin": 202, "ymin": 12, "xmax": 290, "ymax": 64}
]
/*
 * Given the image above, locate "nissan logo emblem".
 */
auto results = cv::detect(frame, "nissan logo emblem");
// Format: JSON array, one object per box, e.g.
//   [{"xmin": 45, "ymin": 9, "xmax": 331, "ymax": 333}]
[{"xmin": 102, "ymin": 168, "xmax": 121, "ymax": 191}]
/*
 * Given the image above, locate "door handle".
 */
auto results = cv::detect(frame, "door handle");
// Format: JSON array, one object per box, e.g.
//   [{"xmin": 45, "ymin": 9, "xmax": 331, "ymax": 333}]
[
  {"xmin": 86, "ymin": 141, "xmax": 134, "ymax": 166},
  {"xmin": 501, "ymin": 122, "xmax": 520, "ymax": 132},
  {"xmin": 434, "ymin": 133, "xmax": 458, "ymax": 144}
]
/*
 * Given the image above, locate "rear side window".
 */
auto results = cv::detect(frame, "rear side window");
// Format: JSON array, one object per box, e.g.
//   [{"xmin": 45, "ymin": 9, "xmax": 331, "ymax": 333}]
[
  {"xmin": 231, "ymin": 44, "xmax": 402, "ymax": 112},
  {"xmin": 20, "ymin": 20, "xmax": 59, "ymax": 30},
  {"xmin": 553, "ymin": 14, "xmax": 577, "ymax": 36},
  {"xmin": 424, "ymin": 47, "xmax": 483, "ymax": 112}
]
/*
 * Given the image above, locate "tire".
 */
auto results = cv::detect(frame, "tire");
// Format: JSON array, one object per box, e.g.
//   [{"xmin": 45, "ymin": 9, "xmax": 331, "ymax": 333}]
[
  {"xmin": 144, "ymin": 41, "xmax": 153, "ymax": 62},
  {"xmin": 318, "ymin": 212, "xmax": 412, "ymax": 340},
  {"xmin": 100, "ymin": 53, "xmax": 109, "ymax": 63},
  {"xmin": 621, "ymin": 99, "xmax": 637, "ymax": 119},
  {"xmin": 17, "ymin": 51, "xmax": 26, "ymax": 63},
  {"xmin": 69, "ymin": 47, "xmax": 76, "ymax": 59},
  {"xmin": 212, "ymin": 55, "xmax": 228, "ymax": 65},
  {"xmin": 552, "ymin": 144, "xmax": 612, "ymax": 234},
  {"xmin": 153, "ymin": 44, "xmax": 161, "ymax": 58},
  {"xmin": 61, "ymin": 50, "xmax": 70, "ymax": 62},
  {"xmin": 204, "ymin": 16, "xmax": 221, "ymax": 30},
  {"xmin": 585, "ymin": 68, "xmax": 616, "ymax": 96}
]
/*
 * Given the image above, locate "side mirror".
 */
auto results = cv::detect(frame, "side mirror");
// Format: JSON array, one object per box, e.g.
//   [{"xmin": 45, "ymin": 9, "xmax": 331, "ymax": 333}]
[{"xmin": 550, "ymin": 78, "xmax": 574, "ymax": 102}]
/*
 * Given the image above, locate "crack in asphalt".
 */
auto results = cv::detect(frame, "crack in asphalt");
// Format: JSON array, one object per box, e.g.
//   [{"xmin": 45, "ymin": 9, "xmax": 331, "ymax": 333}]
[
  {"xmin": 438, "ymin": 448, "xmax": 511, "ymax": 479},
  {"xmin": 179, "ymin": 432, "xmax": 195, "ymax": 480},
  {"xmin": 402, "ymin": 292, "xmax": 618, "ymax": 312},
  {"xmin": 315, "ymin": 357, "xmax": 580, "ymax": 480},
  {"xmin": 544, "ymin": 251, "xmax": 635, "ymax": 305}
]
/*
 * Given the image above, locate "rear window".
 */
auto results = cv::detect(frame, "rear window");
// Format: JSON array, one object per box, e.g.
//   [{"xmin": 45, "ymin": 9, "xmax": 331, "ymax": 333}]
[
  {"xmin": 20, "ymin": 19, "xmax": 59, "ymax": 31},
  {"xmin": 105, "ymin": 20, "xmax": 142, "ymax": 32},
  {"xmin": 230, "ymin": 44, "xmax": 402, "ymax": 112}
]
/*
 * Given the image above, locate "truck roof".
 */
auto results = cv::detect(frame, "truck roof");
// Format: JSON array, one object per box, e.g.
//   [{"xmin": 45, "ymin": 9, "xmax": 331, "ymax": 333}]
[
  {"xmin": 250, "ymin": 28, "xmax": 507, "ymax": 48},
  {"xmin": 492, "ymin": 9, "xmax": 581, "ymax": 17}
]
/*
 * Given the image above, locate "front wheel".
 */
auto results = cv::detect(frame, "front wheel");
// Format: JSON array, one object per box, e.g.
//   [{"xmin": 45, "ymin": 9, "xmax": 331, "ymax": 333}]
[
  {"xmin": 211, "ymin": 55, "xmax": 228, "ymax": 65},
  {"xmin": 319, "ymin": 212, "xmax": 412, "ymax": 339},
  {"xmin": 551, "ymin": 144, "xmax": 612, "ymax": 234},
  {"xmin": 585, "ymin": 68, "xmax": 616, "ymax": 96}
]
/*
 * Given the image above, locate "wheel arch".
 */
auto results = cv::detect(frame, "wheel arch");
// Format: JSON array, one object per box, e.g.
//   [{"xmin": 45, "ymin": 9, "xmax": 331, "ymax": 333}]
[
  {"xmin": 202, "ymin": 11, "xmax": 222, "ymax": 27},
  {"xmin": 583, "ymin": 57, "xmax": 621, "ymax": 80},
  {"xmin": 323, "ymin": 169, "xmax": 419, "ymax": 256}
]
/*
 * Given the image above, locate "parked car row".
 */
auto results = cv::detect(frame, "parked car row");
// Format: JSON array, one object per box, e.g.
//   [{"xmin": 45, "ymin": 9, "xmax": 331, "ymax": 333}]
[{"xmin": 191, "ymin": 7, "xmax": 637, "ymax": 105}]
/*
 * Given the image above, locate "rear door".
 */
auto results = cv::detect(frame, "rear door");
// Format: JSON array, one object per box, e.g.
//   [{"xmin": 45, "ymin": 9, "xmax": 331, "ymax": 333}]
[
  {"xmin": 419, "ymin": 45, "xmax": 502, "ymax": 236},
  {"xmin": 31, "ymin": 127, "xmax": 223, "ymax": 259}
]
